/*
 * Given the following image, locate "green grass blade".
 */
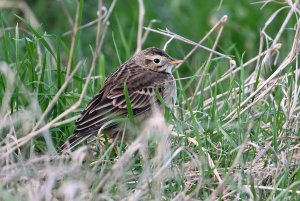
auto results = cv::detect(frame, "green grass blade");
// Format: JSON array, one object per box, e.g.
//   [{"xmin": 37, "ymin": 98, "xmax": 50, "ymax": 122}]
[{"xmin": 123, "ymin": 79, "xmax": 135, "ymax": 124}]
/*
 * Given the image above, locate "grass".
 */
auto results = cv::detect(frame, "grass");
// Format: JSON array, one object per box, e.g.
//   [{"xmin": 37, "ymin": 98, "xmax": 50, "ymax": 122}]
[{"xmin": 0, "ymin": 0, "xmax": 299, "ymax": 200}]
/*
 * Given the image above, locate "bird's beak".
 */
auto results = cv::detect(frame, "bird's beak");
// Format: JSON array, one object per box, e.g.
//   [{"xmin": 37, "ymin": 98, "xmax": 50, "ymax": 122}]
[{"xmin": 169, "ymin": 60, "xmax": 183, "ymax": 65}]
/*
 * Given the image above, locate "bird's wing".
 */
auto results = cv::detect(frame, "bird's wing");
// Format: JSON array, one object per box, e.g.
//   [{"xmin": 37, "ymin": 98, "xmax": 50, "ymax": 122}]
[{"xmin": 73, "ymin": 67, "xmax": 172, "ymax": 137}]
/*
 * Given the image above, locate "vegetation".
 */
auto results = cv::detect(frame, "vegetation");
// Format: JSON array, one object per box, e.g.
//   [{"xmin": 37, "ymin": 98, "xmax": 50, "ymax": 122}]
[{"xmin": 0, "ymin": 0, "xmax": 299, "ymax": 200}]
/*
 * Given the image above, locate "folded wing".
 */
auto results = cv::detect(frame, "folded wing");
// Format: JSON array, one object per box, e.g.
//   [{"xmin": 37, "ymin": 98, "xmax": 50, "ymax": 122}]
[{"xmin": 73, "ymin": 67, "xmax": 172, "ymax": 138}]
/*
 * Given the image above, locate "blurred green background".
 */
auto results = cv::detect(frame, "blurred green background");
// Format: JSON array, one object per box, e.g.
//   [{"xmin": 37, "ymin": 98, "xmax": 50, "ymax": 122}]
[{"xmin": 4, "ymin": 0, "xmax": 291, "ymax": 71}]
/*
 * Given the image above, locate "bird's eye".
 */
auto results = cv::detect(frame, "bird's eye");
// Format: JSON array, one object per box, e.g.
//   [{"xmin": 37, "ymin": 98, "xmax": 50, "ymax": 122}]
[{"xmin": 153, "ymin": 58, "xmax": 160, "ymax": 64}]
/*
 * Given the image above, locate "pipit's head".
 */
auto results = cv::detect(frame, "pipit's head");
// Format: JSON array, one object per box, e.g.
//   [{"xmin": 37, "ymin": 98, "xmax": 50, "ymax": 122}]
[{"xmin": 132, "ymin": 47, "xmax": 183, "ymax": 73}]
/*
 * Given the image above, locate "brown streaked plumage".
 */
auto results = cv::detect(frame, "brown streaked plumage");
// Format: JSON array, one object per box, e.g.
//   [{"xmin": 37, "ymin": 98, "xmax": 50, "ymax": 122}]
[{"xmin": 60, "ymin": 47, "xmax": 182, "ymax": 152}]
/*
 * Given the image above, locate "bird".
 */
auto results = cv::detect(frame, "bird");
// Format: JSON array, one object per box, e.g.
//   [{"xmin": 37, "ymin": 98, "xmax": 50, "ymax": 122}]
[{"xmin": 60, "ymin": 47, "xmax": 182, "ymax": 152}]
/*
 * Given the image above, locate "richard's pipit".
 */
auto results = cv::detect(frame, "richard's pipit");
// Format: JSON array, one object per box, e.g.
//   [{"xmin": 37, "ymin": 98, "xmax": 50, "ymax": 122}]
[{"xmin": 61, "ymin": 47, "xmax": 182, "ymax": 151}]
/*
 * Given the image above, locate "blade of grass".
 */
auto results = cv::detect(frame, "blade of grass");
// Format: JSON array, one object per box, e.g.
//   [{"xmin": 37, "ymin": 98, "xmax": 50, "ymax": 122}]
[{"xmin": 124, "ymin": 79, "xmax": 135, "ymax": 124}]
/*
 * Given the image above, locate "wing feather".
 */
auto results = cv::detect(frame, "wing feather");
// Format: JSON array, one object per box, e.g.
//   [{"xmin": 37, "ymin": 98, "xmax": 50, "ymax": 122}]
[{"xmin": 73, "ymin": 66, "xmax": 173, "ymax": 138}]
